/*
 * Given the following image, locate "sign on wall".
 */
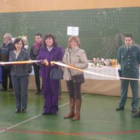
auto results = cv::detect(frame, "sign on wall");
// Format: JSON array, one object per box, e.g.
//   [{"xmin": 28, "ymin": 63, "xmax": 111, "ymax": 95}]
[{"xmin": 67, "ymin": 26, "xmax": 79, "ymax": 36}]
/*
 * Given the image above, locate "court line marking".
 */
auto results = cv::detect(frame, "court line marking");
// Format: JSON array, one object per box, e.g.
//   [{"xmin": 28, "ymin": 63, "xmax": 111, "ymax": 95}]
[
  {"xmin": 0, "ymin": 128, "xmax": 140, "ymax": 136},
  {"xmin": 0, "ymin": 94, "xmax": 89, "ymax": 134}
]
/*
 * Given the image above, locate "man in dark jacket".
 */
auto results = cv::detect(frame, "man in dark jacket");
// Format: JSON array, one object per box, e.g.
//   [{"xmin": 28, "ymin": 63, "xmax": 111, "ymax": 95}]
[
  {"xmin": 30, "ymin": 33, "xmax": 42, "ymax": 94},
  {"xmin": 0, "ymin": 33, "xmax": 14, "ymax": 91},
  {"xmin": 116, "ymin": 34, "xmax": 140, "ymax": 113}
]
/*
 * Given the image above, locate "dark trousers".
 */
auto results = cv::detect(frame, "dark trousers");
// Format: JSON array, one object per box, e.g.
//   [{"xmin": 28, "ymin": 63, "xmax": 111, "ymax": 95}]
[
  {"xmin": 11, "ymin": 75, "xmax": 29, "ymax": 110},
  {"xmin": 1, "ymin": 66, "xmax": 13, "ymax": 90},
  {"xmin": 42, "ymin": 78, "xmax": 60, "ymax": 114},
  {"xmin": 119, "ymin": 79, "xmax": 138, "ymax": 110},
  {"xmin": 33, "ymin": 64, "xmax": 41, "ymax": 92},
  {"xmin": 66, "ymin": 80, "xmax": 81, "ymax": 99}
]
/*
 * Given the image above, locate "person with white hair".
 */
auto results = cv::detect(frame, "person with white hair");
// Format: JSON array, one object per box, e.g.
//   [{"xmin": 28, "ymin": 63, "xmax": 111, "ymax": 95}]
[{"xmin": 0, "ymin": 33, "xmax": 14, "ymax": 91}]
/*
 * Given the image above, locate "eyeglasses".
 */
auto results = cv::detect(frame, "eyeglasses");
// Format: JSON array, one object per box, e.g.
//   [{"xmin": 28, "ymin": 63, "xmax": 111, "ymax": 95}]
[{"xmin": 70, "ymin": 40, "xmax": 77, "ymax": 43}]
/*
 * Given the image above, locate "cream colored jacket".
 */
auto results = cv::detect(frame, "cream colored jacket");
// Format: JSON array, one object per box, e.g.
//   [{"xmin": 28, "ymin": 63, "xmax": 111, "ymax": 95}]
[{"xmin": 62, "ymin": 46, "xmax": 88, "ymax": 81}]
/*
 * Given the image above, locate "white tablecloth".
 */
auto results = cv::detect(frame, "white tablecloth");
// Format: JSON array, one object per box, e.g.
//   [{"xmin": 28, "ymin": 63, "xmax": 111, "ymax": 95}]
[{"xmin": 84, "ymin": 66, "xmax": 119, "ymax": 80}]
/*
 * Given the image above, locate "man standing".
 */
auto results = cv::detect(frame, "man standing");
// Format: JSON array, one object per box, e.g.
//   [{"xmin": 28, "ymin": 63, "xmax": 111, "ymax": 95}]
[
  {"xmin": 30, "ymin": 33, "xmax": 42, "ymax": 95},
  {"xmin": 116, "ymin": 34, "xmax": 140, "ymax": 113},
  {"xmin": 0, "ymin": 33, "xmax": 14, "ymax": 91}
]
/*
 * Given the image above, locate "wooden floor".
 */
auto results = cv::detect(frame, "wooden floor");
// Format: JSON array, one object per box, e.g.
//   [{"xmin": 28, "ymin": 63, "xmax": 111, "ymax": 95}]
[{"xmin": 0, "ymin": 89, "xmax": 140, "ymax": 140}]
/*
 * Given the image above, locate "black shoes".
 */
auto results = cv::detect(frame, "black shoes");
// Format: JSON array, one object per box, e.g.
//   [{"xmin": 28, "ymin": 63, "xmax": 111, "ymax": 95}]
[
  {"xmin": 131, "ymin": 109, "xmax": 137, "ymax": 113},
  {"xmin": 15, "ymin": 109, "xmax": 21, "ymax": 113},
  {"xmin": 15, "ymin": 109, "xmax": 26, "ymax": 113},
  {"xmin": 21, "ymin": 109, "xmax": 26, "ymax": 113},
  {"xmin": 0, "ymin": 88, "xmax": 7, "ymax": 91},
  {"xmin": 133, "ymin": 111, "xmax": 140, "ymax": 118},
  {"xmin": 42, "ymin": 112, "xmax": 51, "ymax": 115},
  {"xmin": 116, "ymin": 107, "xmax": 124, "ymax": 111},
  {"xmin": 42, "ymin": 112, "xmax": 57, "ymax": 115},
  {"xmin": 35, "ymin": 90, "xmax": 42, "ymax": 95},
  {"xmin": 116, "ymin": 107, "xmax": 138, "ymax": 113}
]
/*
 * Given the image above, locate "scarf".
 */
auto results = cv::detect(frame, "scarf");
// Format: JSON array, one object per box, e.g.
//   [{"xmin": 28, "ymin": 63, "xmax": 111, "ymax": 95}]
[{"xmin": 33, "ymin": 42, "xmax": 42, "ymax": 49}]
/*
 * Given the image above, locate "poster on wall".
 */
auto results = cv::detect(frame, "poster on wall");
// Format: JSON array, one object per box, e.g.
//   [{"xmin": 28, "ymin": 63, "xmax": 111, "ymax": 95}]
[{"xmin": 67, "ymin": 26, "xmax": 79, "ymax": 36}]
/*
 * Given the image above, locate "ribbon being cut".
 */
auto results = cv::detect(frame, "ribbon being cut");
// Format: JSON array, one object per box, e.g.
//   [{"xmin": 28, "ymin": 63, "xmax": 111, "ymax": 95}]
[
  {"xmin": 0, "ymin": 60, "xmax": 139, "ymax": 81},
  {"xmin": 0, "ymin": 60, "xmax": 48, "ymax": 66},
  {"xmin": 51, "ymin": 61, "xmax": 140, "ymax": 81},
  {"xmin": 0, "ymin": 60, "xmax": 40, "ymax": 65}
]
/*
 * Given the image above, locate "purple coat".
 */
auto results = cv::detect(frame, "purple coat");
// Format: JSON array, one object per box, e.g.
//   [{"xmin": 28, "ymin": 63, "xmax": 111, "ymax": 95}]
[{"xmin": 37, "ymin": 46, "xmax": 64, "ymax": 78}]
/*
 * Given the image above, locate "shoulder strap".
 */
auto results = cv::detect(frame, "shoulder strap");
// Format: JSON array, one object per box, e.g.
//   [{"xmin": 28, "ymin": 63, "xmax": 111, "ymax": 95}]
[{"xmin": 67, "ymin": 49, "xmax": 72, "ymax": 77}]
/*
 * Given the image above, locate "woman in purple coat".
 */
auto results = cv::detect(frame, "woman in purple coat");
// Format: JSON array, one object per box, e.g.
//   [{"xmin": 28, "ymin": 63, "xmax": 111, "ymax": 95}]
[{"xmin": 37, "ymin": 34, "xmax": 64, "ymax": 115}]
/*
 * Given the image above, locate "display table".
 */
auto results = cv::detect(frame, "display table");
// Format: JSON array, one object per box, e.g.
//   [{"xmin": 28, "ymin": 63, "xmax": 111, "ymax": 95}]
[
  {"xmin": 28, "ymin": 66, "xmax": 140, "ymax": 97},
  {"xmin": 84, "ymin": 66, "xmax": 119, "ymax": 80}
]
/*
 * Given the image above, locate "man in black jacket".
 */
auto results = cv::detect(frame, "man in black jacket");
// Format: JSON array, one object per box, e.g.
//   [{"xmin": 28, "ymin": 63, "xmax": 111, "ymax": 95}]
[
  {"xmin": 0, "ymin": 33, "xmax": 14, "ymax": 91},
  {"xmin": 30, "ymin": 33, "xmax": 42, "ymax": 94}
]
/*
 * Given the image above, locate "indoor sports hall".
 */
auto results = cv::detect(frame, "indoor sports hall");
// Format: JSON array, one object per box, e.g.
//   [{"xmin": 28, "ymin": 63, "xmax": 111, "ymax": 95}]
[{"xmin": 0, "ymin": 0, "xmax": 140, "ymax": 140}]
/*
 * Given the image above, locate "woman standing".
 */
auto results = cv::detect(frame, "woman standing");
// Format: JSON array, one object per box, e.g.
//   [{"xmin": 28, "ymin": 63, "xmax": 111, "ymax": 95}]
[
  {"xmin": 63, "ymin": 36, "xmax": 88, "ymax": 121},
  {"xmin": 37, "ymin": 34, "xmax": 64, "ymax": 115},
  {"xmin": 9, "ymin": 38, "xmax": 30, "ymax": 113}
]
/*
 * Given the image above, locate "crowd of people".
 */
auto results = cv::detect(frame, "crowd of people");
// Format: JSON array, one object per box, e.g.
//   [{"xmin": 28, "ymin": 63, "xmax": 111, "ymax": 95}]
[
  {"xmin": 0, "ymin": 33, "xmax": 140, "ymax": 121},
  {"xmin": 0, "ymin": 33, "xmax": 88, "ymax": 121}
]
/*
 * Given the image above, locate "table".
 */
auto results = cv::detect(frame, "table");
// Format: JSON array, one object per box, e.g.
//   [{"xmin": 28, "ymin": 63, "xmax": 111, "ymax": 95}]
[
  {"xmin": 60, "ymin": 66, "xmax": 140, "ymax": 97},
  {"xmin": 84, "ymin": 66, "xmax": 119, "ymax": 80},
  {"xmin": 28, "ymin": 65, "xmax": 140, "ymax": 97}
]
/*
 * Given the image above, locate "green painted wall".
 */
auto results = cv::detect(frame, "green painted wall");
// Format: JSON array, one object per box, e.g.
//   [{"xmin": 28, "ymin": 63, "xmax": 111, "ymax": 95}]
[{"xmin": 0, "ymin": 7, "xmax": 140, "ymax": 59}]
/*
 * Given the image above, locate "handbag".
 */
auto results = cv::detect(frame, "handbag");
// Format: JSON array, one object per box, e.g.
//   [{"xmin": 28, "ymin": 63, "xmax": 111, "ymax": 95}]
[
  {"xmin": 50, "ymin": 67, "xmax": 63, "ymax": 80},
  {"xmin": 72, "ymin": 74, "xmax": 85, "ymax": 84}
]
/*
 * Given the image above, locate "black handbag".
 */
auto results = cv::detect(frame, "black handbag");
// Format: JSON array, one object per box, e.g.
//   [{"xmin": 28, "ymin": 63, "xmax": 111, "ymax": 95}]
[
  {"xmin": 72, "ymin": 74, "xmax": 85, "ymax": 84},
  {"xmin": 50, "ymin": 68, "xmax": 63, "ymax": 80}
]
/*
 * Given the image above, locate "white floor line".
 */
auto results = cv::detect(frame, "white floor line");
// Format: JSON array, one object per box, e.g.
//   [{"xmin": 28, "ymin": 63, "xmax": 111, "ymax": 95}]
[{"xmin": 0, "ymin": 94, "xmax": 89, "ymax": 134}]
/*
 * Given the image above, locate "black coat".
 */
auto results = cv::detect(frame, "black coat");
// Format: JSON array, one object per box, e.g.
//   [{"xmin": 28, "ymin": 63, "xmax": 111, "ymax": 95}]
[{"xmin": 0, "ymin": 42, "xmax": 14, "ymax": 62}]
